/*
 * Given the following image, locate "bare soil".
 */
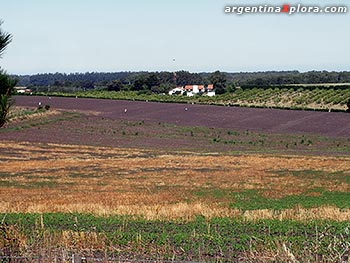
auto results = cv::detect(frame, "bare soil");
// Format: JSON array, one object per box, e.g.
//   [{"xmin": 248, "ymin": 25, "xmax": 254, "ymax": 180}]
[{"xmin": 13, "ymin": 96, "xmax": 350, "ymax": 137}]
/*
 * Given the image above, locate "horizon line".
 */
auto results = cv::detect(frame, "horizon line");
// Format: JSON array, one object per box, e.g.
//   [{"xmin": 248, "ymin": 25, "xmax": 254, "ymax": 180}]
[{"xmin": 9, "ymin": 69, "xmax": 350, "ymax": 76}]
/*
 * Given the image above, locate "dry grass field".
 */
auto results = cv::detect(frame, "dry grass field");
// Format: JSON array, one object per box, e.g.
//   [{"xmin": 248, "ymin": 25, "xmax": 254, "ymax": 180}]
[{"xmin": 1, "ymin": 141, "xmax": 349, "ymax": 221}]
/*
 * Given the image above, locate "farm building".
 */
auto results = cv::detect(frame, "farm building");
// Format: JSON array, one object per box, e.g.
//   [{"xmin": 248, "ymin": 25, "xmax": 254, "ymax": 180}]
[
  {"xmin": 15, "ymin": 86, "xmax": 32, "ymax": 94},
  {"xmin": 168, "ymin": 87, "xmax": 184, "ymax": 95},
  {"xmin": 168, "ymin": 84, "xmax": 215, "ymax": 97},
  {"xmin": 206, "ymin": 84, "xmax": 215, "ymax": 97}
]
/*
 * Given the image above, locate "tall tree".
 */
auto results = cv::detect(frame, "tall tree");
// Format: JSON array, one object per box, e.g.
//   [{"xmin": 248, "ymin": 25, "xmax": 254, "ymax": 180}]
[
  {"xmin": 0, "ymin": 21, "xmax": 17, "ymax": 127},
  {"xmin": 209, "ymin": 70, "xmax": 227, "ymax": 94},
  {"xmin": 107, "ymin": 80, "xmax": 123, "ymax": 91}
]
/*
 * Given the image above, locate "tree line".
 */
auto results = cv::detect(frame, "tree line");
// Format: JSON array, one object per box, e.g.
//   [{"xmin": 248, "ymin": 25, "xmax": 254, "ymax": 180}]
[{"xmin": 13, "ymin": 70, "xmax": 350, "ymax": 95}]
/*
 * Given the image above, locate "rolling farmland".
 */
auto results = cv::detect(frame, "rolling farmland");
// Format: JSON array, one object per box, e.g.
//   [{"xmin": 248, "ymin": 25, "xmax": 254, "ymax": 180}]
[
  {"xmin": 1, "ymin": 96, "xmax": 350, "ymax": 262},
  {"xmin": 12, "ymin": 95, "xmax": 350, "ymax": 137}
]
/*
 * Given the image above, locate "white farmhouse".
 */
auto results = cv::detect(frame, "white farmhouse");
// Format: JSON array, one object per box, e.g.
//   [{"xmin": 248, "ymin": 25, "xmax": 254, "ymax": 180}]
[
  {"xmin": 206, "ymin": 84, "xmax": 216, "ymax": 97},
  {"xmin": 168, "ymin": 84, "xmax": 215, "ymax": 97},
  {"xmin": 15, "ymin": 86, "xmax": 32, "ymax": 94},
  {"xmin": 168, "ymin": 87, "xmax": 184, "ymax": 95}
]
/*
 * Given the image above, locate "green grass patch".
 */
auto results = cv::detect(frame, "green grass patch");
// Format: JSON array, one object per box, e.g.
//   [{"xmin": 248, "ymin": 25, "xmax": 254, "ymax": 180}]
[
  {"xmin": 0, "ymin": 172, "xmax": 22, "ymax": 178},
  {"xmin": 7, "ymin": 108, "xmax": 41, "ymax": 120},
  {"xmin": 68, "ymin": 172, "xmax": 101, "ymax": 179},
  {"xmin": 0, "ymin": 180, "xmax": 72, "ymax": 189},
  {"xmin": 230, "ymin": 190, "xmax": 350, "ymax": 210},
  {"xmin": 0, "ymin": 112, "xmax": 81, "ymax": 133},
  {"xmin": 1, "ymin": 213, "xmax": 349, "ymax": 262},
  {"xmin": 193, "ymin": 188, "xmax": 350, "ymax": 210}
]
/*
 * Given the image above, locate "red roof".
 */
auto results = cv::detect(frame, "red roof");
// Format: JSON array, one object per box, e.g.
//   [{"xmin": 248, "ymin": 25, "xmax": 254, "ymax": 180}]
[
  {"xmin": 207, "ymin": 84, "xmax": 214, "ymax": 90},
  {"xmin": 184, "ymin": 85, "xmax": 206, "ymax": 91}
]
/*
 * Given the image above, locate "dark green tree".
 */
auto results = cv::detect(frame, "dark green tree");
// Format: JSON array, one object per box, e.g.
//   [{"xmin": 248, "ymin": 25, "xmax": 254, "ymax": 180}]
[
  {"xmin": 225, "ymin": 82, "xmax": 236, "ymax": 93},
  {"xmin": 145, "ymin": 73, "xmax": 160, "ymax": 89},
  {"xmin": 80, "ymin": 81, "xmax": 94, "ymax": 90},
  {"xmin": 175, "ymin": 70, "xmax": 203, "ymax": 86},
  {"xmin": 132, "ymin": 75, "xmax": 148, "ymax": 91},
  {"xmin": 107, "ymin": 80, "xmax": 123, "ymax": 91},
  {"xmin": 151, "ymin": 83, "xmax": 172, "ymax": 94},
  {"xmin": 0, "ymin": 21, "xmax": 16, "ymax": 128},
  {"xmin": 209, "ymin": 70, "xmax": 227, "ymax": 94}
]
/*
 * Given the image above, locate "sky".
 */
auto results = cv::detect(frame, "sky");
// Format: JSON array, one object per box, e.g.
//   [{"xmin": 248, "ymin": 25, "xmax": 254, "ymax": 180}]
[{"xmin": 1, "ymin": 0, "xmax": 349, "ymax": 75}]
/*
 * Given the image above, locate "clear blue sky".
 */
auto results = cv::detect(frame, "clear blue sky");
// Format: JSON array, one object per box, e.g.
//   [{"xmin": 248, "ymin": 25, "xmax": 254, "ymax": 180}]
[{"xmin": 1, "ymin": 0, "xmax": 349, "ymax": 74}]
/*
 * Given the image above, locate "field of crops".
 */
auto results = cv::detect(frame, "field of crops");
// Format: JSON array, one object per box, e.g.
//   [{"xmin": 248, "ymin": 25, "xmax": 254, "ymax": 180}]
[
  {"xmin": 224, "ymin": 87, "xmax": 350, "ymax": 110},
  {"xmin": 1, "ymin": 97, "xmax": 350, "ymax": 262},
  {"xmin": 11, "ymin": 96, "xmax": 350, "ymax": 138},
  {"xmin": 2, "ymin": 213, "xmax": 350, "ymax": 262},
  {"xmin": 33, "ymin": 85, "xmax": 350, "ymax": 111}
]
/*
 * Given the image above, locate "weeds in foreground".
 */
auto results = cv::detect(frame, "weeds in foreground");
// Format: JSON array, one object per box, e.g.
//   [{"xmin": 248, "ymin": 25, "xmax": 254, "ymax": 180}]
[{"xmin": 1, "ymin": 214, "xmax": 349, "ymax": 262}]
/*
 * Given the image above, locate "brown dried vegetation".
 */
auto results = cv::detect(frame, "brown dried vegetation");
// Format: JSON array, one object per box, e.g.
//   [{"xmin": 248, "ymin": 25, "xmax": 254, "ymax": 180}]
[{"xmin": 1, "ymin": 141, "xmax": 349, "ymax": 221}]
